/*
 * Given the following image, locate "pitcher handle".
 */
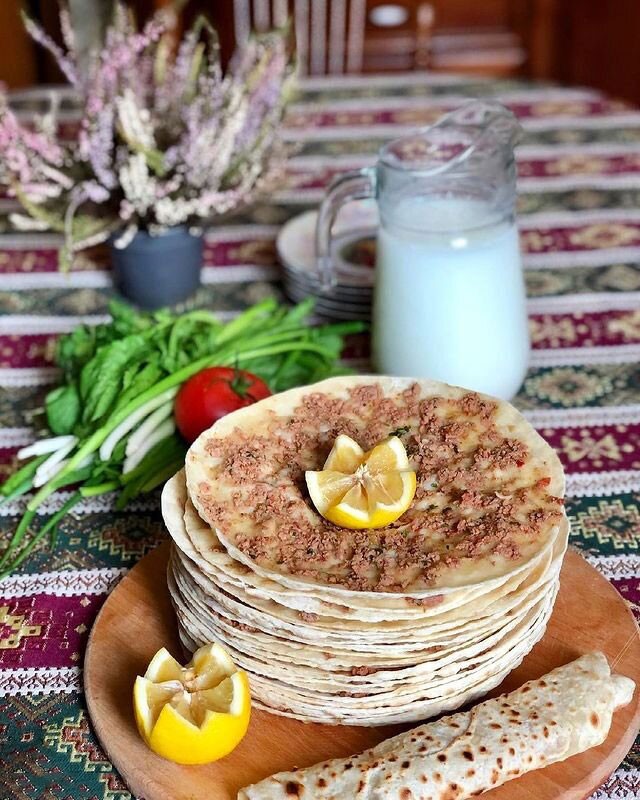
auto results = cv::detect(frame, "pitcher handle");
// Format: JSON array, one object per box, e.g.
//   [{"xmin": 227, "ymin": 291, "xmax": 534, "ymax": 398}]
[{"xmin": 315, "ymin": 167, "xmax": 376, "ymax": 291}]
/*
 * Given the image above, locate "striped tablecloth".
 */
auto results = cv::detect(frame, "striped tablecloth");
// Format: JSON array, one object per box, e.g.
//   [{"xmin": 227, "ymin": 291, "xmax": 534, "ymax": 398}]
[{"xmin": 0, "ymin": 73, "xmax": 639, "ymax": 799}]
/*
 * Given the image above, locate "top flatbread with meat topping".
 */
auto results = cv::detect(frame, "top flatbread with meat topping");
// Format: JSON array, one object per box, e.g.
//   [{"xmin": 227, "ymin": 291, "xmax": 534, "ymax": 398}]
[{"xmin": 185, "ymin": 376, "xmax": 565, "ymax": 595}]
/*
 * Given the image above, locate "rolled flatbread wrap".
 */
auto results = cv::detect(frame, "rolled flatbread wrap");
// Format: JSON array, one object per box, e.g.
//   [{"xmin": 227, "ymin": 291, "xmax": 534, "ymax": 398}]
[{"xmin": 238, "ymin": 653, "xmax": 634, "ymax": 800}]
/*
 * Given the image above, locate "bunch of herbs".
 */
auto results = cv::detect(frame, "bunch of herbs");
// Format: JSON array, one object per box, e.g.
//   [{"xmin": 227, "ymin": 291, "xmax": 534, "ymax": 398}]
[{"xmin": 0, "ymin": 298, "xmax": 364, "ymax": 577}]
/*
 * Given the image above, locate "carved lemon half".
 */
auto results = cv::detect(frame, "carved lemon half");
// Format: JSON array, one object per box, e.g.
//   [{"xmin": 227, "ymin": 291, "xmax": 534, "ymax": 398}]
[
  {"xmin": 133, "ymin": 643, "xmax": 251, "ymax": 764},
  {"xmin": 305, "ymin": 434, "xmax": 416, "ymax": 530}
]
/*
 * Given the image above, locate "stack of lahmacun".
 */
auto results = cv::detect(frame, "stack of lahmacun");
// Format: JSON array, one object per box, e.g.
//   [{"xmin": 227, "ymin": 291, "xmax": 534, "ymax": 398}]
[{"xmin": 161, "ymin": 375, "xmax": 568, "ymax": 726}]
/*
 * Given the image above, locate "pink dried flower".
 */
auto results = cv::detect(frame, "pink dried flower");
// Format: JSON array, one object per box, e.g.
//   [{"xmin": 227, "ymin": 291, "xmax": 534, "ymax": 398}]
[
  {"xmin": 0, "ymin": 1, "xmax": 294, "ymax": 265},
  {"xmin": 21, "ymin": 12, "xmax": 79, "ymax": 87}
]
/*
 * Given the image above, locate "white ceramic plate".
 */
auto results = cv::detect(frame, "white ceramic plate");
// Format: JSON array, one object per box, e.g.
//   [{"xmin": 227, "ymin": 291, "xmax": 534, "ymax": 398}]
[{"xmin": 276, "ymin": 205, "xmax": 377, "ymax": 289}]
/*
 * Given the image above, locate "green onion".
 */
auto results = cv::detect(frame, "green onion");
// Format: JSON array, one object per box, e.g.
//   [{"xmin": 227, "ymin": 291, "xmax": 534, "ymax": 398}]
[
  {"xmin": 0, "ymin": 492, "xmax": 82, "ymax": 579},
  {"xmin": 0, "ymin": 297, "xmax": 366, "ymax": 575}
]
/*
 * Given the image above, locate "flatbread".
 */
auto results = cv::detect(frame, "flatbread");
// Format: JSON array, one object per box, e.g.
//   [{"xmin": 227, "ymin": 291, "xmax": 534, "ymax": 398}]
[
  {"xmin": 164, "ymin": 471, "xmax": 567, "ymax": 724},
  {"xmin": 169, "ymin": 565, "xmax": 556, "ymax": 705},
  {"xmin": 186, "ymin": 376, "xmax": 565, "ymax": 595},
  {"xmin": 238, "ymin": 653, "xmax": 635, "ymax": 797},
  {"xmin": 164, "ymin": 471, "xmax": 545, "ymax": 623},
  {"xmin": 166, "ymin": 376, "xmax": 569, "ymax": 726}
]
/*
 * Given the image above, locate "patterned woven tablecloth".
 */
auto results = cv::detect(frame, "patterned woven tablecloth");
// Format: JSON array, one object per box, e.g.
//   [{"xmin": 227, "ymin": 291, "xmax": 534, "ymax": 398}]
[{"xmin": 0, "ymin": 73, "xmax": 639, "ymax": 799}]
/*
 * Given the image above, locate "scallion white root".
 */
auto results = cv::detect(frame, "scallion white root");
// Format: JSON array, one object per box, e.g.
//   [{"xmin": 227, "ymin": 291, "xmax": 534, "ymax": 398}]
[
  {"xmin": 33, "ymin": 439, "xmax": 79, "ymax": 487},
  {"xmin": 17, "ymin": 435, "xmax": 77, "ymax": 460},
  {"xmin": 125, "ymin": 401, "xmax": 174, "ymax": 457},
  {"xmin": 123, "ymin": 419, "xmax": 176, "ymax": 475},
  {"xmin": 99, "ymin": 388, "xmax": 178, "ymax": 462},
  {"xmin": 33, "ymin": 455, "xmax": 94, "ymax": 488}
]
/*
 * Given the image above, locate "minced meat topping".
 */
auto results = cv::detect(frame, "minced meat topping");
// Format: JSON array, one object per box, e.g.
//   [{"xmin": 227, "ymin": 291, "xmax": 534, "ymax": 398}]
[{"xmin": 192, "ymin": 383, "xmax": 564, "ymax": 593}]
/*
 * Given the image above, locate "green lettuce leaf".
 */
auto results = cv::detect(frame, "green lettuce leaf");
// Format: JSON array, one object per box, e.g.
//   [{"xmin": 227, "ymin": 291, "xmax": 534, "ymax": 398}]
[{"xmin": 45, "ymin": 385, "xmax": 81, "ymax": 434}]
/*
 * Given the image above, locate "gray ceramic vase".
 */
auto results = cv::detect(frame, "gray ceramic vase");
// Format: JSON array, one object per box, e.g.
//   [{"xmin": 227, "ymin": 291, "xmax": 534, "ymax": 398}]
[{"xmin": 109, "ymin": 226, "xmax": 204, "ymax": 309}]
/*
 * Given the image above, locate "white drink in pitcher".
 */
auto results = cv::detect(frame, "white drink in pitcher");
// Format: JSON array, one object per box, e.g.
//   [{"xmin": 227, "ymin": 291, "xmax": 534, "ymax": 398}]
[
  {"xmin": 372, "ymin": 195, "xmax": 529, "ymax": 400},
  {"xmin": 315, "ymin": 101, "xmax": 530, "ymax": 399}
]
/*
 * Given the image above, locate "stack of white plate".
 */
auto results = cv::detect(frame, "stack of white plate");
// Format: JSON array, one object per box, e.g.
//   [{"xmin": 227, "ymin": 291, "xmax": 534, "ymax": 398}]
[{"xmin": 277, "ymin": 207, "xmax": 376, "ymax": 320}]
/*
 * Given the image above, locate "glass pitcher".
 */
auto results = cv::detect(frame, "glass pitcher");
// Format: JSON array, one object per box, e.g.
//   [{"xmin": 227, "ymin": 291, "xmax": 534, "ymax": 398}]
[{"xmin": 315, "ymin": 101, "xmax": 530, "ymax": 400}]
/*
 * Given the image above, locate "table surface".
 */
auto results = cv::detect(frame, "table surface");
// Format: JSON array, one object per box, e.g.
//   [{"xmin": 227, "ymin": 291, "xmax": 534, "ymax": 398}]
[{"xmin": 0, "ymin": 73, "xmax": 639, "ymax": 800}]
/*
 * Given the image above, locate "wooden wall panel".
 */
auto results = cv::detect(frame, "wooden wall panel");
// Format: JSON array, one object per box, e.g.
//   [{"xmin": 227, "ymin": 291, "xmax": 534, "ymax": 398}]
[
  {"xmin": 0, "ymin": 0, "xmax": 37, "ymax": 88},
  {"xmin": 555, "ymin": 0, "xmax": 640, "ymax": 105},
  {"xmin": 0, "ymin": 0, "xmax": 639, "ymax": 107}
]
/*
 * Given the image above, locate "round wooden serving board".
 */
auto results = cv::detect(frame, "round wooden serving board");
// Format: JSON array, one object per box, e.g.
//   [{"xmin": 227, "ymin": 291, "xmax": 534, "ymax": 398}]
[{"xmin": 85, "ymin": 543, "xmax": 640, "ymax": 800}]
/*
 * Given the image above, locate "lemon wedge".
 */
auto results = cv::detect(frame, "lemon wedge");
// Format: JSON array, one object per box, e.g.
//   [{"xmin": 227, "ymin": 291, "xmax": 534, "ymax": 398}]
[
  {"xmin": 305, "ymin": 434, "xmax": 416, "ymax": 530},
  {"xmin": 133, "ymin": 643, "xmax": 251, "ymax": 764}
]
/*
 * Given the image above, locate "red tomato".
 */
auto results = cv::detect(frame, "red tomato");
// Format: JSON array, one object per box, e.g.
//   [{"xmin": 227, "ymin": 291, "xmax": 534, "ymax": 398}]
[{"xmin": 174, "ymin": 367, "xmax": 271, "ymax": 443}]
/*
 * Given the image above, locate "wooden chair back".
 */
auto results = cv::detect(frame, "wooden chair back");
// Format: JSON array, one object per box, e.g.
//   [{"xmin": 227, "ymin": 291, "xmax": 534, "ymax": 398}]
[
  {"xmin": 232, "ymin": 0, "xmax": 433, "ymax": 74},
  {"xmin": 229, "ymin": 0, "xmax": 533, "ymax": 77}
]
